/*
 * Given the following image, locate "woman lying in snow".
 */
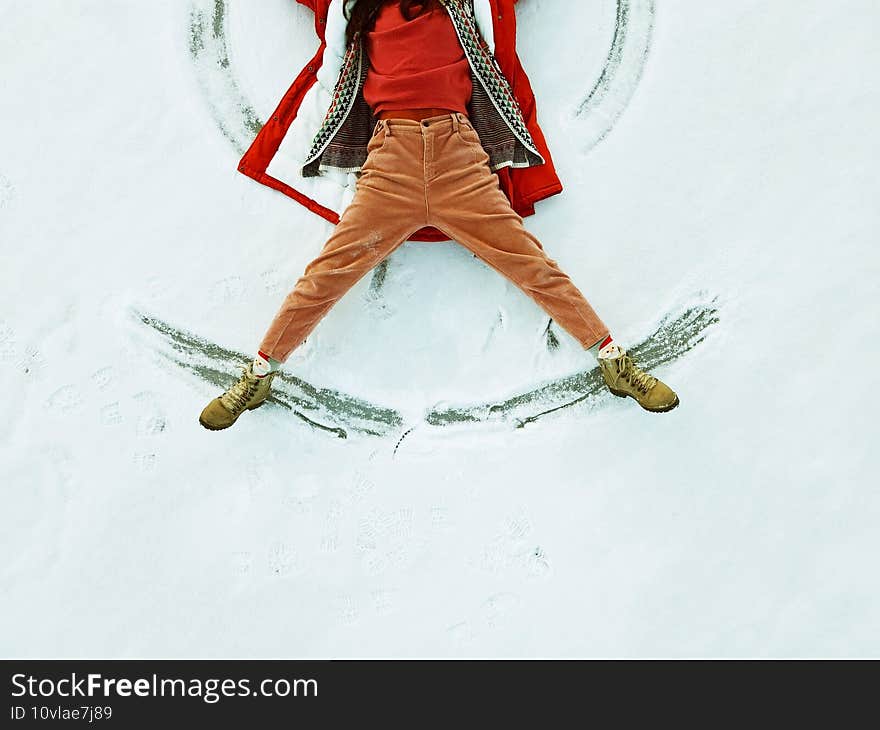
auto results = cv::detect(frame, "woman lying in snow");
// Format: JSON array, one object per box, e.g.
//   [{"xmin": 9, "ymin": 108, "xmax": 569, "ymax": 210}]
[{"xmin": 199, "ymin": 0, "xmax": 678, "ymax": 431}]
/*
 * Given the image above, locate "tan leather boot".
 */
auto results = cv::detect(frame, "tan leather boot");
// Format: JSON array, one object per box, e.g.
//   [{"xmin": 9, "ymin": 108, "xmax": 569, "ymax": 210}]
[
  {"xmin": 199, "ymin": 362, "xmax": 278, "ymax": 430},
  {"xmin": 598, "ymin": 343, "xmax": 679, "ymax": 413}
]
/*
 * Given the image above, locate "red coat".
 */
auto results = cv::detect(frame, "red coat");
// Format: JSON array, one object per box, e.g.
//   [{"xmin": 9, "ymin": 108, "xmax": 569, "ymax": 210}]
[{"xmin": 237, "ymin": 0, "xmax": 563, "ymax": 242}]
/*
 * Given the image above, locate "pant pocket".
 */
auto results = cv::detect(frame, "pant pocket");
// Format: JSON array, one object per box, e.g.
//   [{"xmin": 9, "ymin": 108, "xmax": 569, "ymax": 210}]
[
  {"xmin": 367, "ymin": 123, "xmax": 389, "ymax": 154},
  {"xmin": 362, "ymin": 124, "xmax": 392, "ymax": 174},
  {"xmin": 456, "ymin": 124, "xmax": 486, "ymax": 166}
]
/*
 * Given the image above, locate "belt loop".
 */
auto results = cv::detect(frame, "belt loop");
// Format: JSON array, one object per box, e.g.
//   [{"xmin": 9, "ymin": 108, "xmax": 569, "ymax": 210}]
[{"xmin": 451, "ymin": 112, "xmax": 460, "ymax": 133}]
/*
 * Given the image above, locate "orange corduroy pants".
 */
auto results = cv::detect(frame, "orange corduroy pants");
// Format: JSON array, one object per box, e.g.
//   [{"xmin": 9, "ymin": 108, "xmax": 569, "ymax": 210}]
[{"xmin": 258, "ymin": 112, "xmax": 609, "ymax": 362}]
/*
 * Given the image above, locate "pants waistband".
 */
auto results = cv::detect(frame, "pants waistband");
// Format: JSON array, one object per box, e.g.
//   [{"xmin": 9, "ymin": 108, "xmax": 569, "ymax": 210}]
[{"xmin": 375, "ymin": 112, "xmax": 468, "ymax": 135}]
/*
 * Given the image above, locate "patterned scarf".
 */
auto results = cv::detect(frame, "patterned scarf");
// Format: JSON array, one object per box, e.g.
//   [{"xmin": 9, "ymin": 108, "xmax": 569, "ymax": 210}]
[{"xmin": 302, "ymin": 0, "xmax": 544, "ymax": 177}]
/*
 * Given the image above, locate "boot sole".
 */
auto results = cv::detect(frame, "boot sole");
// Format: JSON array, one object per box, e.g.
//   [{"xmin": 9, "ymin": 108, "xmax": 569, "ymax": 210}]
[
  {"xmin": 198, "ymin": 400, "xmax": 266, "ymax": 431},
  {"xmin": 609, "ymin": 388, "xmax": 680, "ymax": 413}
]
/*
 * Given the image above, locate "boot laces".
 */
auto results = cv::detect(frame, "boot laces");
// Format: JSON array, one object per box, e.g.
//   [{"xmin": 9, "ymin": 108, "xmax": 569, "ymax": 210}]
[
  {"xmin": 620, "ymin": 354, "xmax": 657, "ymax": 394},
  {"xmin": 220, "ymin": 365, "xmax": 260, "ymax": 414}
]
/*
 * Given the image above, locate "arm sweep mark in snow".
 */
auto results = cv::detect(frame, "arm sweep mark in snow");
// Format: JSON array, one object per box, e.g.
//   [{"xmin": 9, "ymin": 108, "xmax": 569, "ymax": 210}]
[
  {"xmin": 189, "ymin": 0, "xmax": 264, "ymax": 155},
  {"xmin": 574, "ymin": 0, "xmax": 655, "ymax": 153},
  {"xmin": 425, "ymin": 292, "xmax": 719, "ymax": 428},
  {"xmin": 131, "ymin": 308, "xmax": 404, "ymax": 438}
]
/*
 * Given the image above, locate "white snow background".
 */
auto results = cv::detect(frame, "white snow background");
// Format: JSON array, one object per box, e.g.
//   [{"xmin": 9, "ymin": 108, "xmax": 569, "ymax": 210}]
[{"xmin": 1, "ymin": 0, "xmax": 878, "ymax": 657}]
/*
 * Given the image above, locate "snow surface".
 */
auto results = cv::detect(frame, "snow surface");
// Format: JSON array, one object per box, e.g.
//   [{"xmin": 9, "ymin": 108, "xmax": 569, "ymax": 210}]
[{"xmin": 1, "ymin": 0, "xmax": 878, "ymax": 657}]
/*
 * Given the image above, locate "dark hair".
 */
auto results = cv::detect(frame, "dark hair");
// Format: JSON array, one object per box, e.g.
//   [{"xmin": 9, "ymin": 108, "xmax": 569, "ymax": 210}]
[{"xmin": 345, "ymin": 0, "xmax": 439, "ymax": 48}]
